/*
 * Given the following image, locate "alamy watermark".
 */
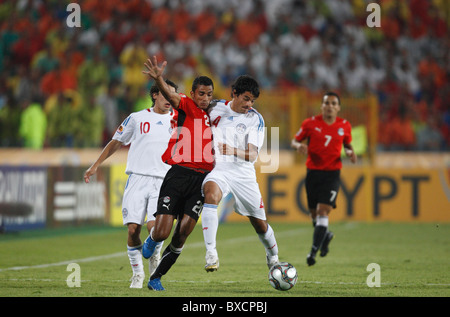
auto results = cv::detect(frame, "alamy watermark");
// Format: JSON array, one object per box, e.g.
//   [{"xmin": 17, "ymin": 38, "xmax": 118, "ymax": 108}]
[
  {"xmin": 66, "ymin": 3, "xmax": 81, "ymax": 28},
  {"xmin": 66, "ymin": 263, "xmax": 81, "ymax": 287},
  {"xmin": 366, "ymin": 263, "xmax": 381, "ymax": 287},
  {"xmin": 366, "ymin": 3, "xmax": 381, "ymax": 28}
]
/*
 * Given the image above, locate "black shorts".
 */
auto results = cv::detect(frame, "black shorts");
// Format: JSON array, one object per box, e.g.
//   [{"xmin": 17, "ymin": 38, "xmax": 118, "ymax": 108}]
[
  {"xmin": 305, "ymin": 169, "xmax": 340, "ymax": 210},
  {"xmin": 155, "ymin": 165, "xmax": 208, "ymax": 222}
]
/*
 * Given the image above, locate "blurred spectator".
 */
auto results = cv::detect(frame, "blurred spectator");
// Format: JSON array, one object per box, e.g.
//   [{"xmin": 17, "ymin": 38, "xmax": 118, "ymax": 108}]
[
  {"xmin": 0, "ymin": 90, "xmax": 21, "ymax": 147},
  {"xmin": 416, "ymin": 114, "xmax": 445, "ymax": 151},
  {"xmin": 75, "ymin": 95, "xmax": 104, "ymax": 148},
  {"xmin": 386, "ymin": 103, "xmax": 416, "ymax": 151},
  {"xmin": 40, "ymin": 63, "xmax": 77, "ymax": 96},
  {"xmin": 46, "ymin": 93, "xmax": 78, "ymax": 147},
  {"xmin": 78, "ymin": 48, "xmax": 109, "ymax": 97},
  {"xmin": 18, "ymin": 99, "xmax": 47, "ymax": 149},
  {"xmin": 119, "ymin": 38, "xmax": 148, "ymax": 96},
  {"xmin": 96, "ymin": 80, "xmax": 120, "ymax": 146},
  {"xmin": 31, "ymin": 43, "xmax": 60, "ymax": 73}
]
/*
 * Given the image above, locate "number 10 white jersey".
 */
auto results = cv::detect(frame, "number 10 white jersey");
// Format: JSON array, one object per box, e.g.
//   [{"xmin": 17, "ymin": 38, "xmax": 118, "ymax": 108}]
[{"xmin": 113, "ymin": 108, "xmax": 176, "ymax": 178}]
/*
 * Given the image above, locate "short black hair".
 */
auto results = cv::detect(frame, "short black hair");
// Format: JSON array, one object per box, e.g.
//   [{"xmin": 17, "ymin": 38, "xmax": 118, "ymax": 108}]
[
  {"xmin": 192, "ymin": 76, "xmax": 214, "ymax": 92},
  {"xmin": 150, "ymin": 79, "xmax": 178, "ymax": 105},
  {"xmin": 231, "ymin": 75, "xmax": 260, "ymax": 98},
  {"xmin": 323, "ymin": 91, "xmax": 341, "ymax": 105}
]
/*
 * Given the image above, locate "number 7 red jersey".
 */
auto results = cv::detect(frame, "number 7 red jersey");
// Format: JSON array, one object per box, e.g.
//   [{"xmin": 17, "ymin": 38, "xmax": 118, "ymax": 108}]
[{"xmin": 294, "ymin": 114, "xmax": 352, "ymax": 171}]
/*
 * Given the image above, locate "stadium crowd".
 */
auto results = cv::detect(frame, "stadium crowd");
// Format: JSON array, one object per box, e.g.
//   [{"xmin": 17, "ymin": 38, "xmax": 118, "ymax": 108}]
[{"xmin": 0, "ymin": 0, "xmax": 448, "ymax": 151}]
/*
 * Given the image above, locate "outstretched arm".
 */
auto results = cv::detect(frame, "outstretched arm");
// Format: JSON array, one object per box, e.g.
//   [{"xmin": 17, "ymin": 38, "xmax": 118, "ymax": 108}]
[
  {"xmin": 142, "ymin": 56, "xmax": 181, "ymax": 108},
  {"xmin": 84, "ymin": 139, "xmax": 123, "ymax": 183}
]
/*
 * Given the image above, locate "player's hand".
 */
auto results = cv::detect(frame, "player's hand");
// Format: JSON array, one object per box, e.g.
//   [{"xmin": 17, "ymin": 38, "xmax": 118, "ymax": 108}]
[
  {"xmin": 142, "ymin": 56, "xmax": 167, "ymax": 80},
  {"xmin": 296, "ymin": 143, "xmax": 308, "ymax": 155},
  {"xmin": 345, "ymin": 149, "xmax": 357, "ymax": 164},
  {"xmin": 218, "ymin": 142, "xmax": 235, "ymax": 156},
  {"xmin": 83, "ymin": 166, "xmax": 97, "ymax": 183}
]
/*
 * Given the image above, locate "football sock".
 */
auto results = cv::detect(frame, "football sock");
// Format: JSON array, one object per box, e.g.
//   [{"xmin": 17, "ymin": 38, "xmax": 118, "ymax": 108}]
[
  {"xmin": 258, "ymin": 224, "xmax": 278, "ymax": 257},
  {"xmin": 150, "ymin": 243, "xmax": 183, "ymax": 280},
  {"xmin": 127, "ymin": 244, "xmax": 144, "ymax": 275},
  {"xmin": 152, "ymin": 239, "xmax": 163, "ymax": 257},
  {"xmin": 312, "ymin": 216, "xmax": 317, "ymax": 227},
  {"xmin": 202, "ymin": 204, "xmax": 219, "ymax": 255},
  {"xmin": 311, "ymin": 216, "xmax": 328, "ymax": 255}
]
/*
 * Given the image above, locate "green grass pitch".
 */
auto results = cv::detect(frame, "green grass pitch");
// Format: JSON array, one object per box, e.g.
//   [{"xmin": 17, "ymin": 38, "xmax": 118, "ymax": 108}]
[{"xmin": 0, "ymin": 222, "xmax": 449, "ymax": 298}]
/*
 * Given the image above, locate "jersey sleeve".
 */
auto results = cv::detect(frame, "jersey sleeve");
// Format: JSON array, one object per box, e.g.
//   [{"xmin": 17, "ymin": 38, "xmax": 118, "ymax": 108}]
[
  {"xmin": 112, "ymin": 114, "xmax": 135, "ymax": 146},
  {"xmin": 178, "ymin": 93, "xmax": 195, "ymax": 116},
  {"xmin": 247, "ymin": 111, "xmax": 265, "ymax": 150},
  {"xmin": 294, "ymin": 118, "xmax": 310, "ymax": 142},
  {"xmin": 343, "ymin": 120, "xmax": 352, "ymax": 145}
]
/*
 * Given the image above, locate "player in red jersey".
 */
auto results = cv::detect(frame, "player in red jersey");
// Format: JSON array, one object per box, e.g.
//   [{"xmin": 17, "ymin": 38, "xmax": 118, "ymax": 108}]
[
  {"xmin": 141, "ymin": 56, "xmax": 214, "ymax": 290},
  {"xmin": 291, "ymin": 92, "xmax": 357, "ymax": 266}
]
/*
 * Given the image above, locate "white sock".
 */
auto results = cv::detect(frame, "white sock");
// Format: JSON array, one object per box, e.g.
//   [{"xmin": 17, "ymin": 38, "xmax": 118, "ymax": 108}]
[
  {"xmin": 152, "ymin": 239, "xmax": 163, "ymax": 257},
  {"xmin": 258, "ymin": 224, "xmax": 278, "ymax": 257},
  {"xmin": 202, "ymin": 204, "xmax": 218, "ymax": 255},
  {"xmin": 316, "ymin": 215, "xmax": 329, "ymax": 228},
  {"xmin": 127, "ymin": 244, "xmax": 144, "ymax": 275}
]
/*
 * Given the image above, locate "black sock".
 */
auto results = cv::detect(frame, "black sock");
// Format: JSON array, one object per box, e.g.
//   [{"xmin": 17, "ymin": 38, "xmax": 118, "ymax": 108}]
[
  {"xmin": 150, "ymin": 244, "xmax": 183, "ymax": 280},
  {"xmin": 311, "ymin": 225, "xmax": 327, "ymax": 255}
]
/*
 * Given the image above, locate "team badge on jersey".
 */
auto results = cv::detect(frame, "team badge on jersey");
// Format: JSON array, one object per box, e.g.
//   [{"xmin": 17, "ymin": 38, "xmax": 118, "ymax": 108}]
[
  {"xmin": 236, "ymin": 123, "xmax": 246, "ymax": 134},
  {"xmin": 338, "ymin": 128, "xmax": 344, "ymax": 136},
  {"xmin": 117, "ymin": 125, "xmax": 124, "ymax": 135}
]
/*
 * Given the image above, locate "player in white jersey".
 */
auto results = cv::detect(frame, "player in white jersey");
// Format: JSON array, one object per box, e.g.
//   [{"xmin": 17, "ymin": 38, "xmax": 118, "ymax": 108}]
[
  {"xmin": 84, "ymin": 79, "xmax": 178, "ymax": 288},
  {"xmin": 201, "ymin": 75, "xmax": 279, "ymax": 272}
]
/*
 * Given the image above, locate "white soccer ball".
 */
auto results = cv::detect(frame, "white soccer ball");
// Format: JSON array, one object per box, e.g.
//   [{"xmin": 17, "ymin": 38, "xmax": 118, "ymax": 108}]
[{"xmin": 268, "ymin": 262, "xmax": 298, "ymax": 291}]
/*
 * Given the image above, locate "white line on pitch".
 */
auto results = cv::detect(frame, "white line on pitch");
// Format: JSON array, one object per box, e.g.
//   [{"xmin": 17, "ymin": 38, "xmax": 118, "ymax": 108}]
[{"xmin": 0, "ymin": 229, "xmax": 302, "ymax": 273}]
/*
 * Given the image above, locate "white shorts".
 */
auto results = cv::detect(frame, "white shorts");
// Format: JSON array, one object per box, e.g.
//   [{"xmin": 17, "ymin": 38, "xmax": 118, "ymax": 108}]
[
  {"xmin": 202, "ymin": 163, "xmax": 266, "ymax": 220},
  {"xmin": 122, "ymin": 174, "xmax": 164, "ymax": 225}
]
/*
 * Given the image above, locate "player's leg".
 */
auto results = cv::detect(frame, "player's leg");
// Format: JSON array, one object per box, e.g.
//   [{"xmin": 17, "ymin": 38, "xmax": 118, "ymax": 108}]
[
  {"xmin": 309, "ymin": 208, "xmax": 318, "ymax": 227},
  {"xmin": 143, "ymin": 213, "xmax": 174, "ymax": 258},
  {"xmin": 148, "ymin": 213, "xmax": 197, "ymax": 291},
  {"xmin": 307, "ymin": 204, "xmax": 332, "ymax": 266},
  {"xmin": 146, "ymin": 220, "xmax": 162, "ymax": 275},
  {"xmin": 310, "ymin": 171, "xmax": 339, "ymax": 263},
  {"xmin": 145, "ymin": 177, "xmax": 165, "ymax": 275},
  {"xmin": 202, "ymin": 180, "xmax": 223, "ymax": 272},
  {"xmin": 248, "ymin": 217, "xmax": 279, "ymax": 269},
  {"xmin": 122, "ymin": 175, "xmax": 148, "ymax": 288},
  {"xmin": 143, "ymin": 171, "xmax": 178, "ymax": 259},
  {"xmin": 126, "ymin": 222, "xmax": 146, "ymax": 288}
]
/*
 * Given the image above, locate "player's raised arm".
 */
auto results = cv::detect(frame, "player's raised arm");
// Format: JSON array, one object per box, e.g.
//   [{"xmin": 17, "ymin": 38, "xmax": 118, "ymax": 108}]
[{"xmin": 143, "ymin": 56, "xmax": 181, "ymax": 108}]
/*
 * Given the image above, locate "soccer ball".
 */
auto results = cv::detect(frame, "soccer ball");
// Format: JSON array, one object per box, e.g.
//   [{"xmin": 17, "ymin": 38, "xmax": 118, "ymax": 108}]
[{"xmin": 268, "ymin": 262, "xmax": 298, "ymax": 291}]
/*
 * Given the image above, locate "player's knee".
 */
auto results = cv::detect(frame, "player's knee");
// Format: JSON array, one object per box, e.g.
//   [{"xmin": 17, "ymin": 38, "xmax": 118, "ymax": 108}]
[
  {"xmin": 152, "ymin": 227, "xmax": 170, "ymax": 242},
  {"xmin": 203, "ymin": 182, "xmax": 222, "ymax": 204},
  {"xmin": 316, "ymin": 204, "xmax": 332, "ymax": 216},
  {"xmin": 127, "ymin": 223, "xmax": 141, "ymax": 238}
]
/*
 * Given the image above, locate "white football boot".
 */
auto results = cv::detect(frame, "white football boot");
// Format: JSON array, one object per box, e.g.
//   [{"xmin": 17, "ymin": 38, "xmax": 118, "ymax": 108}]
[
  {"xmin": 205, "ymin": 250, "xmax": 219, "ymax": 272},
  {"xmin": 129, "ymin": 273, "xmax": 145, "ymax": 288}
]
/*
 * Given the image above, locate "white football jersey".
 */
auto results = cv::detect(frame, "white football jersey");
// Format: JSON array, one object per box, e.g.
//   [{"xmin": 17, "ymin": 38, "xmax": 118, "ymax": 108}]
[
  {"xmin": 113, "ymin": 108, "xmax": 176, "ymax": 178},
  {"xmin": 208, "ymin": 100, "xmax": 265, "ymax": 165}
]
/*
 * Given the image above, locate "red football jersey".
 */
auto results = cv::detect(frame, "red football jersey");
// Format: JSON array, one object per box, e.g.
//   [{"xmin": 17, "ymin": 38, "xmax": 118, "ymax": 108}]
[
  {"xmin": 162, "ymin": 94, "xmax": 214, "ymax": 172},
  {"xmin": 294, "ymin": 114, "xmax": 352, "ymax": 170}
]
